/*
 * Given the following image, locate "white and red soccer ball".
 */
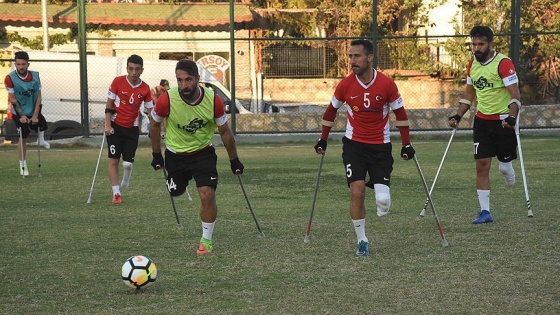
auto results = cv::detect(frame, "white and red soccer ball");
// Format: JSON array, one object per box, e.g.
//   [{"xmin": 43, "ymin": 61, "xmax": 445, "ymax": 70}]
[{"xmin": 121, "ymin": 255, "xmax": 157, "ymax": 290}]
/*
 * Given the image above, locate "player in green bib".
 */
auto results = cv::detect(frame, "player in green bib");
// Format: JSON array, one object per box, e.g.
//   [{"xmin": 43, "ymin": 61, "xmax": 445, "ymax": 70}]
[
  {"xmin": 149, "ymin": 59, "xmax": 245, "ymax": 255},
  {"xmin": 448, "ymin": 26, "xmax": 521, "ymax": 224}
]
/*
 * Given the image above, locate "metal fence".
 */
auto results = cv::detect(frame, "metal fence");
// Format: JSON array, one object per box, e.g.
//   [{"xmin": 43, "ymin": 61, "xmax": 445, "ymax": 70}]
[{"xmin": 1, "ymin": 2, "xmax": 559, "ymax": 140}]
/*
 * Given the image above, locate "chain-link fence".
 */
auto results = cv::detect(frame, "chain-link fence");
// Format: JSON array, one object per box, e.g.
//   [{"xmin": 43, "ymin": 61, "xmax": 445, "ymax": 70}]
[{"xmin": 1, "ymin": 2, "xmax": 558, "ymax": 140}]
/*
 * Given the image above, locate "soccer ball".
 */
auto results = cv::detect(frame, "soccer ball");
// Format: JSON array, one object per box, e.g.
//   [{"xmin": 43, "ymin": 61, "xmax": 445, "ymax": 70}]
[{"xmin": 121, "ymin": 255, "xmax": 157, "ymax": 290}]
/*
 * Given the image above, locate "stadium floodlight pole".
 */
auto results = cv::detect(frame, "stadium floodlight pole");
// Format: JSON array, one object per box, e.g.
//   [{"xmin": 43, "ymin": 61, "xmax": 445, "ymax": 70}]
[
  {"xmin": 413, "ymin": 155, "xmax": 449, "ymax": 247},
  {"xmin": 86, "ymin": 134, "xmax": 106, "ymax": 204},
  {"xmin": 161, "ymin": 167, "xmax": 183, "ymax": 230},
  {"xmin": 237, "ymin": 172, "xmax": 265, "ymax": 238},
  {"xmin": 515, "ymin": 110, "xmax": 533, "ymax": 217},
  {"xmin": 420, "ymin": 128, "xmax": 456, "ymax": 216},
  {"xmin": 18, "ymin": 127, "xmax": 25, "ymax": 178},
  {"xmin": 304, "ymin": 153, "xmax": 325, "ymax": 243}
]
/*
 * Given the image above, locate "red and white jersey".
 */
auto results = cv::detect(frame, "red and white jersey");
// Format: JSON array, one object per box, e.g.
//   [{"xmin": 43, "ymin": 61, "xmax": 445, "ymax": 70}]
[
  {"xmin": 107, "ymin": 75, "xmax": 153, "ymax": 128},
  {"xmin": 332, "ymin": 69, "xmax": 403, "ymax": 144}
]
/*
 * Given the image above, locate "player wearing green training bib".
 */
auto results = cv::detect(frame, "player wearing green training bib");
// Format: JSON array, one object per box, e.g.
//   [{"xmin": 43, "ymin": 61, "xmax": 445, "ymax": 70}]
[
  {"xmin": 149, "ymin": 59, "xmax": 245, "ymax": 255},
  {"xmin": 448, "ymin": 26, "xmax": 521, "ymax": 225}
]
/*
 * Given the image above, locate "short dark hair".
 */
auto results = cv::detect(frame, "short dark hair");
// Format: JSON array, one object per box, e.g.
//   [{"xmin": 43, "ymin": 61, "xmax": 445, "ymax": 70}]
[
  {"xmin": 160, "ymin": 79, "xmax": 169, "ymax": 87},
  {"xmin": 469, "ymin": 26, "xmax": 494, "ymax": 43},
  {"xmin": 14, "ymin": 51, "xmax": 29, "ymax": 61},
  {"xmin": 175, "ymin": 59, "xmax": 199, "ymax": 77},
  {"xmin": 127, "ymin": 54, "xmax": 143, "ymax": 67},
  {"xmin": 350, "ymin": 39, "xmax": 374, "ymax": 56}
]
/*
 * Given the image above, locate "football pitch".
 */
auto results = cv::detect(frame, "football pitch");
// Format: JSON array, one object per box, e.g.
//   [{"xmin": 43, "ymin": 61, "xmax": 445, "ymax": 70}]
[{"xmin": 0, "ymin": 135, "xmax": 558, "ymax": 314}]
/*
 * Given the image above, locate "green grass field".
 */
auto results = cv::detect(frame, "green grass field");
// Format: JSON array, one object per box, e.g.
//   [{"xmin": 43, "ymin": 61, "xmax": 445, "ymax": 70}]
[{"xmin": 1, "ymin": 136, "xmax": 558, "ymax": 314}]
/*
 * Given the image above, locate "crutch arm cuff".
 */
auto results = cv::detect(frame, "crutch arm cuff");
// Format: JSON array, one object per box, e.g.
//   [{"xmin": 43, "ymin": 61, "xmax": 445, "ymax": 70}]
[{"xmin": 508, "ymin": 98, "xmax": 521, "ymax": 109}]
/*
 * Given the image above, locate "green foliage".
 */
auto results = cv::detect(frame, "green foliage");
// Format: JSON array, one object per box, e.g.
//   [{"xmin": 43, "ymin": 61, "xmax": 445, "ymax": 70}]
[
  {"xmin": 254, "ymin": 0, "xmax": 424, "ymax": 77},
  {"xmin": 386, "ymin": 39, "xmax": 433, "ymax": 72},
  {"xmin": 447, "ymin": 0, "xmax": 560, "ymax": 103},
  {"xmin": 86, "ymin": 24, "xmax": 115, "ymax": 38},
  {"xmin": 5, "ymin": 30, "xmax": 75, "ymax": 51},
  {"xmin": 4, "ymin": 25, "xmax": 113, "ymax": 52}
]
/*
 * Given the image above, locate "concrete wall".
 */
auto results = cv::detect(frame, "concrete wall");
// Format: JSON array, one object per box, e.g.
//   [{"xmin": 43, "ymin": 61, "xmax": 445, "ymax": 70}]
[
  {"xmin": 263, "ymin": 77, "xmax": 464, "ymax": 110},
  {"xmin": 233, "ymin": 105, "xmax": 560, "ymax": 133}
]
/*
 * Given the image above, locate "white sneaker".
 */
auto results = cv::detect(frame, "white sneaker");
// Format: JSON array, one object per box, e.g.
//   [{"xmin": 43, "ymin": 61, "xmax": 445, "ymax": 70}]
[
  {"xmin": 20, "ymin": 165, "xmax": 29, "ymax": 176},
  {"xmin": 38, "ymin": 139, "xmax": 50, "ymax": 149}
]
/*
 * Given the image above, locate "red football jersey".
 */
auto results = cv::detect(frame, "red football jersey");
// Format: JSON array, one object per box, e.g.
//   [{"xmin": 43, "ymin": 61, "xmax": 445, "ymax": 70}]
[
  {"xmin": 107, "ymin": 75, "xmax": 153, "ymax": 128},
  {"xmin": 332, "ymin": 69, "xmax": 403, "ymax": 144}
]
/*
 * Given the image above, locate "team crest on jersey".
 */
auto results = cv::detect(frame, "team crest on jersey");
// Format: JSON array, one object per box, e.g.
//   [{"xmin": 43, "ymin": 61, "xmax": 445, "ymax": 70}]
[
  {"xmin": 179, "ymin": 118, "xmax": 207, "ymax": 134},
  {"xmin": 473, "ymin": 76, "xmax": 494, "ymax": 90},
  {"xmin": 19, "ymin": 88, "xmax": 35, "ymax": 97},
  {"xmin": 352, "ymin": 106, "xmax": 360, "ymax": 112}
]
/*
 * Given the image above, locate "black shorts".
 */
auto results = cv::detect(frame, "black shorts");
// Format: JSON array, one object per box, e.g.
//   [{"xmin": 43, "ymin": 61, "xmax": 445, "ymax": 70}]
[
  {"xmin": 164, "ymin": 146, "xmax": 218, "ymax": 196},
  {"xmin": 106, "ymin": 122, "xmax": 139, "ymax": 162},
  {"xmin": 473, "ymin": 116, "xmax": 517, "ymax": 162},
  {"xmin": 341, "ymin": 137, "xmax": 393, "ymax": 187},
  {"xmin": 14, "ymin": 113, "xmax": 48, "ymax": 139}
]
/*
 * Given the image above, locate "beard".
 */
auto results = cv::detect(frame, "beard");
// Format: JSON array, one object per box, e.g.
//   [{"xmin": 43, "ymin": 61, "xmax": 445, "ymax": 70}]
[
  {"xmin": 351, "ymin": 65, "xmax": 366, "ymax": 76},
  {"xmin": 474, "ymin": 49, "xmax": 491, "ymax": 62},
  {"xmin": 181, "ymin": 87, "xmax": 195, "ymax": 96}
]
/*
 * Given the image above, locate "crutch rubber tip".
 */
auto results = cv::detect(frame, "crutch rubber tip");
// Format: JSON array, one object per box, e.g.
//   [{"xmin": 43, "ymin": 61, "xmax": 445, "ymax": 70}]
[
  {"xmin": 441, "ymin": 239, "xmax": 449, "ymax": 247},
  {"xmin": 419, "ymin": 209, "xmax": 426, "ymax": 217},
  {"xmin": 527, "ymin": 210, "xmax": 534, "ymax": 217},
  {"xmin": 303, "ymin": 235, "xmax": 311, "ymax": 243}
]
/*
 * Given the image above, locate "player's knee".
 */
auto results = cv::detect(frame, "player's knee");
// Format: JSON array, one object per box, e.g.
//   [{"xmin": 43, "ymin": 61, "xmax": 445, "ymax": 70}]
[{"xmin": 122, "ymin": 161, "xmax": 133, "ymax": 171}]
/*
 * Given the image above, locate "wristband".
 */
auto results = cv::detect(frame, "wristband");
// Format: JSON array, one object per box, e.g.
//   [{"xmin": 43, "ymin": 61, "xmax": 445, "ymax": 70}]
[
  {"xmin": 105, "ymin": 108, "xmax": 116, "ymax": 114},
  {"xmin": 459, "ymin": 99, "xmax": 472, "ymax": 106}
]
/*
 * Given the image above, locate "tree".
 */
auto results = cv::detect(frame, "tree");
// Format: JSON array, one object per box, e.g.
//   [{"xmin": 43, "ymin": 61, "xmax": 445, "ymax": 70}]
[
  {"xmin": 253, "ymin": 0, "xmax": 426, "ymax": 76},
  {"xmin": 442, "ymin": 0, "xmax": 560, "ymax": 103}
]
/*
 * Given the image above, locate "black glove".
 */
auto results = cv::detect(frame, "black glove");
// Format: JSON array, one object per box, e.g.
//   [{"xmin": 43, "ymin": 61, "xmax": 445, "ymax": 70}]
[
  {"xmin": 449, "ymin": 114, "xmax": 462, "ymax": 124},
  {"xmin": 230, "ymin": 157, "xmax": 244, "ymax": 175},
  {"xmin": 314, "ymin": 139, "xmax": 327, "ymax": 154},
  {"xmin": 503, "ymin": 115, "xmax": 516, "ymax": 127},
  {"xmin": 151, "ymin": 152, "xmax": 164, "ymax": 170},
  {"xmin": 401, "ymin": 144, "xmax": 415, "ymax": 160}
]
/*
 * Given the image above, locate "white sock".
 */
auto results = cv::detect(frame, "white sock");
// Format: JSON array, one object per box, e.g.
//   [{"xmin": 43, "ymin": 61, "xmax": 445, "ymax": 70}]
[
  {"xmin": 477, "ymin": 189, "xmax": 490, "ymax": 212},
  {"xmin": 352, "ymin": 219, "xmax": 368, "ymax": 243},
  {"xmin": 202, "ymin": 221, "xmax": 216, "ymax": 241},
  {"xmin": 112, "ymin": 185, "xmax": 121, "ymax": 196}
]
